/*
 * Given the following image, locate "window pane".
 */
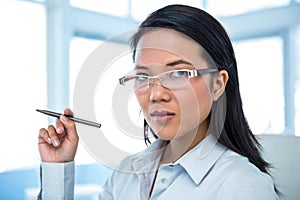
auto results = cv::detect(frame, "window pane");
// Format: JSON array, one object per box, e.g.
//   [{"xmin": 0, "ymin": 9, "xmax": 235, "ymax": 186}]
[
  {"xmin": 206, "ymin": 0, "xmax": 290, "ymax": 17},
  {"xmin": 93, "ymin": 47, "xmax": 146, "ymax": 154},
  {"xmin": 70, "ymin": 37, "xmax": 103, "ymax": 106},
  {"xmin": 295, "ymin": 81, "xmax": 300, "ymax": 136},
  {"xmin": 70, "ymin": 37, "xmax": 145, "ymax": 161},
  {"xmin": 295, "ymin": 27, "xmax": 300, "ymax": 136},
  {"xmin": 131, "ymin": 0, "xmax": 203, "ymax": 21},
  {"xmin": 70, "ymin": 37, "xmax": 103, "ymax": 164},
  {"xmin": 70, "ymin": 0, "xmax": 128, "ymax": 17},
  {"xmin": 233, "ymin": 37, "xmax": 284, "ymax": 135},
  {"xmin": 0, "ymin": 1, "xmax": 46, "ymax": 172}
]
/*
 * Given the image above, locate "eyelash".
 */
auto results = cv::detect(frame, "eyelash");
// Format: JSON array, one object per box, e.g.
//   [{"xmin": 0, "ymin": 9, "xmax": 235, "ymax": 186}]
[
  {"xmin": 135, "ymin": 72, "xmax": 149, "ymax": 76},
  {"xmin": 134, "ymin": 64, "xmax": 194, "ymax": 76}
]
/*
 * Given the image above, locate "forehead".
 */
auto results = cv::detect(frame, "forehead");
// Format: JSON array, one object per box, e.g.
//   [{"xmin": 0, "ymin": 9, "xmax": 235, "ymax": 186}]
[{"xmin": 135, "ymin": 28, "xmax": 204, "ymax": 65}]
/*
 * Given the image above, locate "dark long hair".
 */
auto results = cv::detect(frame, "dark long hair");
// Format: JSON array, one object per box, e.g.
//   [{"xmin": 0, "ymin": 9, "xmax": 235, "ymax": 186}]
[{"xmin": 130, "ymin": 4, "xmax": 279, "ymax": 194}]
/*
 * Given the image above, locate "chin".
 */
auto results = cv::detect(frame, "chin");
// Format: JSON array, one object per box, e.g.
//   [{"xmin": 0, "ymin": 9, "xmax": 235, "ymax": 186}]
[
  {"xmin": 156, "ymin": 135, "xmax": 175, "ymax": 141},
  {"xmin": 155, "ymin": 130, "xmax": 178, "ymax": 141}
]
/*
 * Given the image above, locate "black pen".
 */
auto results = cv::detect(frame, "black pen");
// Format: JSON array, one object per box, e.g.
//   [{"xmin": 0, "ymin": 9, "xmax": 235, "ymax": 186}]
[{"xmin": 36, "ymin": 109, "xmax": 101, "ymax": 128}]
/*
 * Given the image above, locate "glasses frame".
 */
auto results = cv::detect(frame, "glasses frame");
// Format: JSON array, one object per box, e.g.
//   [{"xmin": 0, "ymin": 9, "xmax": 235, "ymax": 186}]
[{"xmin": 119, "ymin": 68, "xmax": 219, "ymax": 91}]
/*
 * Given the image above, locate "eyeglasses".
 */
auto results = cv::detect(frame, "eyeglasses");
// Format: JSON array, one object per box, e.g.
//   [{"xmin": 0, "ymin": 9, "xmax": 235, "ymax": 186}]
[{"xmin": 119, "ymin": 68, "xmax": 218, "ymax": 91}]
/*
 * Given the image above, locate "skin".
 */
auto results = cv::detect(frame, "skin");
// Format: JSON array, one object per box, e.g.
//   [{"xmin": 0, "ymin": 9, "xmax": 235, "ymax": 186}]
[
  {"xmin": 37, "ymin": 29, "xmax": 228, "ymax": 168},
  {"xmin": 38, "ymin": 109, "xmax": 78, "ymax": 163},
  {"xmin": 135, "ymin": 29, "xmax": 228, "ymax": 163}
]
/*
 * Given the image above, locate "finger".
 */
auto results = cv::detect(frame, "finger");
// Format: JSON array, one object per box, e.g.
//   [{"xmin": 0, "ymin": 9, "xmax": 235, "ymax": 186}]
[
  {"xmin": 47, "ymin": 125, "xmax": 60, "ymax": 147},
  {"xmin": 39, "ymin": 128, "xmax": 52, "ymax": 144},
  {"xmin": 64, "ymin": 108, "xmax": 74, "ymax": 117},
  {"xmin": 59, "ymin": 114, "xmax": 79, "ymax": 142},
  {"xmin": 55, "ymin": 118, "xmax": 64, "ymax": 134}
]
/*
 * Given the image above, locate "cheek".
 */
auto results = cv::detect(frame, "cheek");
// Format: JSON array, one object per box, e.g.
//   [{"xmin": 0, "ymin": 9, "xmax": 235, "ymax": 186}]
[
  {"xmin": 195, "ymin": 82, "xmax": 213, "ymax": 120},
  {"xmin": 179, "ymin": 81, "xmax": 213, "ymax": 123},
  {"xmin": 135, "ymin": 93, "xmax": 150, "ymax": 117}
]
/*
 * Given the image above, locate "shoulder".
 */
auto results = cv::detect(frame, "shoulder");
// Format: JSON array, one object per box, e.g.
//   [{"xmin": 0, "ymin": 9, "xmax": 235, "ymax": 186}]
[
  {"xmin": 218, "ymin": 150, "xmax": 264, "ymax": 177},
  {"xmin": 114, "ymin": 139, "xmax": 167, "ymax": 173},
  {"xmin": 217, "ymin": 150, "xmax": 276, "ymax": 199}
]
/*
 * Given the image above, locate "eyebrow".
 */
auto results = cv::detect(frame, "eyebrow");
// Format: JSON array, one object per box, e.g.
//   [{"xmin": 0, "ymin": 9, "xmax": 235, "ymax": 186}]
[
  {"xmin": 134, "ymin": 59, "xmax": 193, "ymax": 70},
  {"xmin": 166, "ymin": 59, "xmax": 193, "ymax": 67},
  {"xmin": 134, "ymin": 65, "xmax": 148, "ymax": 70}
]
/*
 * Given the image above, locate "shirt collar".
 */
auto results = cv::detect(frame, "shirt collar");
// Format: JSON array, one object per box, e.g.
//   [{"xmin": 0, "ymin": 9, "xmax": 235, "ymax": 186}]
[
  {"xmin": 131, "ymin": 139, "xmax": 168, "ymax": 173},
  {"xmin": 131, "ymin": 134, "xmax": 227, "ymax": 183},
  {"xmin": 174, "ymin": 134, "xmax": 227, "ymax": 185}
]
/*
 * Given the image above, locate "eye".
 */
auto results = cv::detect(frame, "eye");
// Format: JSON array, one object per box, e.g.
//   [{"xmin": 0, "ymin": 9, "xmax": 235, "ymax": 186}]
[
  {"xmin": 169, "ymin": 70, "xmax": 189, "ymax": 78},
  {"xmin": 135, "ymin": 75, "xmax": 148, "ymax": 81},
  {"xmin": 133, "ymin": 75, "xmax": 149, "ymax": 90},
  {"xmin": 134, "ymin": 75, "xmax": 149, "ymax": 87},
  {"xmin": 135, "ymin": 72, "xmax": 149, "ymax": 76}
]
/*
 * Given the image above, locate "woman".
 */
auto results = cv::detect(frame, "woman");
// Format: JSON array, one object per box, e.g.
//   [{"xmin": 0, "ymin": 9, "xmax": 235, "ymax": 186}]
[{"xmin": 38, "ymin": 4, "xmax": 278, "ymax": 199}]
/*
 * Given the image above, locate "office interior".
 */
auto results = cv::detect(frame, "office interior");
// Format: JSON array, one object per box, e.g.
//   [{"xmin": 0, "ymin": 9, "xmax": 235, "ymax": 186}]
[{"xmin": 0, "ymin": 0, "xmax": 299, "ymax": 199}]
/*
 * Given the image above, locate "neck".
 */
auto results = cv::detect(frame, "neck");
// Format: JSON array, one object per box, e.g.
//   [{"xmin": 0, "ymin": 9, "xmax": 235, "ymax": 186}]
[{"xmin": 160, "ymin": 121, "xmax": 208, "ymax": 165}]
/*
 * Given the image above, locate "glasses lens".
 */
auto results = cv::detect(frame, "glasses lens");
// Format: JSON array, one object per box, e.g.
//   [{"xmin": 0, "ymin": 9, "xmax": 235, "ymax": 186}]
[
  {"xmin": 161, "ymin": 70, "xmax": 189, "ymax": 89},
  {"xmin": 120, "ymin": 70, "xmax": 191, "ymax": 91},
  {"xmin": 134, "ymin": 75, "xmax": 149, "ymax": 91}
]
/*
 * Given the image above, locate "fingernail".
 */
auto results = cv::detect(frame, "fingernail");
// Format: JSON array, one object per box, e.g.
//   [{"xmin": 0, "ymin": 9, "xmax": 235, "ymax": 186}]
[
  {"xmin": 53, "ymin": 140, "xmax": 59, "ymax": 146},
  {"xmin": 61, "ymin": 115, "xmax": 68, "ymax": 122},
  {"xmin": 47, "ymin": 138, "xmax": 52, "ymax": 143},
  {"xmin": 57, "ymin": 127, "xmax": 63, "ymax": 133}
]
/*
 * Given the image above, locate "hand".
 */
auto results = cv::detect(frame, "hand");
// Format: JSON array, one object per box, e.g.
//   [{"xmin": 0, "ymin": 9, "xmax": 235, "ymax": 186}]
[{"xmin": 38, "ymin": 108, "xmax": 79, "ymax": 163}]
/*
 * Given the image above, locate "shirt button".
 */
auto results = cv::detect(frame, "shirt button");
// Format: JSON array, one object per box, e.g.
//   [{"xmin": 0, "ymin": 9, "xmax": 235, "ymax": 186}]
[{"xmin": 161, "ymin": 178, "xmax": 167, "ymax": 184}]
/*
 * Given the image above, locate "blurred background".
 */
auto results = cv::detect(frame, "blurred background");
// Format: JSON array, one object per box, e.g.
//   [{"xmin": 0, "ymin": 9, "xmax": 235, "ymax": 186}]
[{"xmin": 0, "ymin": 0, "xmax": 299, "ymax": 199}]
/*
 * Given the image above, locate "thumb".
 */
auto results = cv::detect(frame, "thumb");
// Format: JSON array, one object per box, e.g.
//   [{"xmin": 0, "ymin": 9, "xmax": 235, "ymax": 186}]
[
  {"xmin": 63, "ymin": 108, "xmax": 74, "ymax": 117},
  {"xmin": 59, "ymin": 114, "xmax": 79, "ymax": 142}
]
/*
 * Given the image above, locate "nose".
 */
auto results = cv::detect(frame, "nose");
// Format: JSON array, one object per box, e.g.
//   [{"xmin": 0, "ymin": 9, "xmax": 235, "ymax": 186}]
[{"xmin": 149, "ymin": 81, "xmax": 171, "ymax": 102}]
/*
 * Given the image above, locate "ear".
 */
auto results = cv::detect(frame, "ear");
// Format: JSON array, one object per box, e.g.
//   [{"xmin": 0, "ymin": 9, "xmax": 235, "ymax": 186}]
[{"xmin": 212, "ymin": 70, "xmax": 229, "ymax": 101}]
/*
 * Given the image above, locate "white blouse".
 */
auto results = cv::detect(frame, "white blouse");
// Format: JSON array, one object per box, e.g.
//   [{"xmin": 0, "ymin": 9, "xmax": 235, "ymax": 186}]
[{"xmin": 40, "ymin": 134, "xmax": 277, "ymax": 200}]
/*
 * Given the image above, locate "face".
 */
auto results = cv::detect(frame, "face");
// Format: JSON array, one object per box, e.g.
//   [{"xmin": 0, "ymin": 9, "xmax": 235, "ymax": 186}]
[{"xmin": 134, "ymin": 29, "xmax": 222, "ymax": 142}]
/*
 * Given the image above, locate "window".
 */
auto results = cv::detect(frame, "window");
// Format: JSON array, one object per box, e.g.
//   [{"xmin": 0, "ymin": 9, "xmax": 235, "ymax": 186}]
[
  {"xmin": 295, "ymin": 81, "xmax": 300, "ymax": 136},
  {"xmin": 69, "ymin": 37, "xmax": 103, "ymax": 107},
  {"xmin": 295, "ymin": 27, "xmax": 300, "ymax": 136},
  {"xmin": 3, "ymin": 1, "xmax": 298, "ymax": 174},
  {"xmin": 69, "ymin": 37, "xmax": 103, "ymax": 164},
  {"xmin": 233, "ymin": 36, "xmax": 285, "ymax": 135},
  {"xmin": 93, "ymin": 44, "xmax": 145, "ymax": 154},
  {"xmin": 0, "ymin": 1, "xmax": 46, "ymax": 172},
  {"xmin": 70, "ymin": 0, "xmax": 129, "ymax": 17},
  {"xmin": 131, "ymin": 0, "xmax": 203, "ymax": 21},
  {"xmin": 70, "ymin": 37, "xmax": 145, "ymax": 160},
  {"xmin": 206, "ymin": 0, "xmax": 290, "ymax": 17}
]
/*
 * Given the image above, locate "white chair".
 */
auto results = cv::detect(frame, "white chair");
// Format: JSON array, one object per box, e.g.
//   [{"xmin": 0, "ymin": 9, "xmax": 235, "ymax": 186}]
[{"xmin": 259, "ymin": 134, "xmax": 300, "ymax": 200}]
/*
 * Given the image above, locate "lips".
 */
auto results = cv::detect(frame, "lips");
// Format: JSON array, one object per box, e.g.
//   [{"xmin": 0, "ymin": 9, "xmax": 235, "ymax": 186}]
[{"xmin": 150, "ymin": 110, "xmax": 175, "ymax": 123}]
